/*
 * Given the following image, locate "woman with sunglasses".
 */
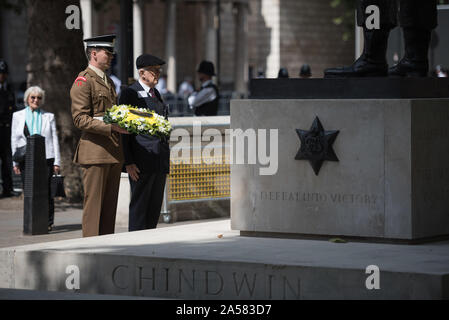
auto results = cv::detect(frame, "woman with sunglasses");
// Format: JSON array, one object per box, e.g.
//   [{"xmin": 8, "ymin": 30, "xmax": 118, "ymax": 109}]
[{"xmin": 11, "ymin": 86, "xmax": 61, "ymax": 231}]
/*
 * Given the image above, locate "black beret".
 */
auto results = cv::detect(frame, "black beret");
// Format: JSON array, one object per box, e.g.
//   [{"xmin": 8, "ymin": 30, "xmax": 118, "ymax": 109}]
[
  {"xmin": 84, "ymin": 34, "xmax": 116, "ymax": 53},
  {"xmin": 136, "ymin": 54, "xmax": 166, "ymax": 69}
]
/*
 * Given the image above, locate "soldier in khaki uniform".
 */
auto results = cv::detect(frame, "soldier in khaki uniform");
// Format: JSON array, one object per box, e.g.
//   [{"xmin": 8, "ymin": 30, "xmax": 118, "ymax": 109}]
[{"xmin": 70, "ymin": 35, "xmax": 129, "ymax": 237}]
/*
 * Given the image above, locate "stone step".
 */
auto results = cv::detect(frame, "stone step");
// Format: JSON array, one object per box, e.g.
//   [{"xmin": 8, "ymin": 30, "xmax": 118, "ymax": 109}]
[
  {"xmin": 1, "ymin": 219, "xmax": 448, "ymax": 299},
  {"xmin": 0, "ymin": 288, "xmax": 159, "ymax": 300}
]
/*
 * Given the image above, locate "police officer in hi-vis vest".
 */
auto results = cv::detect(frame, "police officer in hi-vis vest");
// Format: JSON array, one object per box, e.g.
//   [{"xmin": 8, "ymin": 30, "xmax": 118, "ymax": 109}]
[{"xmin": 70, "ymin": 35, "xmax": 129, "ymax": 237}]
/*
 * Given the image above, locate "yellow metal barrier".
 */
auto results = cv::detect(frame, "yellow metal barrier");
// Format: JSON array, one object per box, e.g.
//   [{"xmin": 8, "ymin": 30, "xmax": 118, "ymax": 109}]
[{"xmin": 167, "ymin": 155, "xmax": 230, "ymax": 201}]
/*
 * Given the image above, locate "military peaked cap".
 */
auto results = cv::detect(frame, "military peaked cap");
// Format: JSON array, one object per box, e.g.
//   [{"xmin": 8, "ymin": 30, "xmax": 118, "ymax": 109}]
[{"xmin": 84, "ymin": 34, "xmax": 116, "ymax": 53}]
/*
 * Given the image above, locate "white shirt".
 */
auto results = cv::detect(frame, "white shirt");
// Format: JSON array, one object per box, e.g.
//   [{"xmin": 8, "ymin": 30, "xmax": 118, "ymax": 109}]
[
  {"xmin": 137, "ymin": 79, "xmax": 159, "ymax": 99},
  {"xmin": 187, "ymin": 80, "xmax": 217, "ymax": 108},
  {"xmin": 138, "ymin": 78, "xmax": 151, "ymax": 93}
]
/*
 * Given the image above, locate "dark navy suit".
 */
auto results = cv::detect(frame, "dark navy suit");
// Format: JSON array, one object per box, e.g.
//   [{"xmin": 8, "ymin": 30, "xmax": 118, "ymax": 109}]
[{"xmin": 119, "ymin": 81, "xmax": 170, "ymax": 231}]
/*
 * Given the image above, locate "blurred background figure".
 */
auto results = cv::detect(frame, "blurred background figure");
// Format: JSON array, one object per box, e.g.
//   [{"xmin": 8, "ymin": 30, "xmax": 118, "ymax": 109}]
[
  {"xmin": 256, "ymin": 68, "xmax": 265, "ymax": 79},
  {"xmin": 299, "ymin": 64, "xmax": 312, "ymax": 78},
  {"xmin": 277, "ymin": 67, "xmax": 289, "ymax": 78},
  {"xmin": 178, "ymin": 76, "xmax": 194, "ymax": 99},
  {"xmin": 435, "ymin": 65, "xmax": 448, "ymax": 78},
  {"xmin": 110, "ymin": 73, "xmax": 122, "ymax": 96},
  {"xmin": 188, "ymin": 60, "xmax": 219, "ymax": 116},
  {"xmin": 0, "ymin": 59, "xmax": 18, "ymax": 197},
  {"xmin": 108, "ymin": 56, "xmax": 122, "ymax": 95},
  {"xmin": 156, "ymin": 73, "xmax": 169, "ymax": 95},
  {"xmin": 11, "ymin": 86, "xmax": 61, "ymax": 231}
]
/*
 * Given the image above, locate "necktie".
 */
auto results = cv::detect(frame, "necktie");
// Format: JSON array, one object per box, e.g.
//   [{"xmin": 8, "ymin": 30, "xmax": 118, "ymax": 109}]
[
  {"xmin": 149, "ymin": 88, "xmax": 155, "ymax": 98},
  {"xmin": 102, "ymin": 74, "xmax": 110, "ymax": 89}
]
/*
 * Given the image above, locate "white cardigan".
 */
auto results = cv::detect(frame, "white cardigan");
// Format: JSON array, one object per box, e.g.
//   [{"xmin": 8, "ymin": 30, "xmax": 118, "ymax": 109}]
[{"xmin": 11, "ymin": 108, "xmax": 61, "ymax": 167}]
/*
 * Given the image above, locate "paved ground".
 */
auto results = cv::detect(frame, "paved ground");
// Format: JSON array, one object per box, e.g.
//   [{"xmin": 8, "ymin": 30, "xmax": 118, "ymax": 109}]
[
  {"xmin": 0, "ymin": 194, "xmax": 216, "ymax": 249},
  {"xmin": 0, "ymin": 193, "xmax": 228, "ymax": 300}
]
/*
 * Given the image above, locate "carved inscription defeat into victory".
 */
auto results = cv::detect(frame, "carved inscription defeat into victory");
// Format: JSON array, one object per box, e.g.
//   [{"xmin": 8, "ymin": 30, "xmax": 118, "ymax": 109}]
[{"xmin": 259, "ymin": 191, "xmax": 379, "ymax": 206}]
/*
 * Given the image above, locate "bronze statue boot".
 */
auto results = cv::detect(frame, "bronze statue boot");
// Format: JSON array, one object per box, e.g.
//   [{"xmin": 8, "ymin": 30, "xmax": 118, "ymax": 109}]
[
  {"xmin": 389, "ymin": 28, "xmax": 431, "ymax": 77},
  {"xmin": 324, "ymin": 29, "xmax": 390, "ymax": 78}
]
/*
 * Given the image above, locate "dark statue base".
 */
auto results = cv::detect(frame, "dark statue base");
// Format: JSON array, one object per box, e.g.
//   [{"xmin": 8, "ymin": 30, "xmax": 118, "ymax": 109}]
[{"xmin": 250, "ymin": 78, "xmax": 449, "ymax": 99}]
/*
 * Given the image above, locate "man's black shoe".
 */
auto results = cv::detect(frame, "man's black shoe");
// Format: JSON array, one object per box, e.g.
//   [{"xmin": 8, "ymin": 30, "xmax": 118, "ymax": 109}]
[
  {"xmin": 388, "ymin": 58, "xmax": 429, "ymax": 77},
  {"xmin": 324, "ymin": 29, "xmax": 390, "ymax": 78},
  {"xmin": 388, "ymin": 28, "xmax": 431, "ymax": 78},
  {"xmin": 324, "ymin": 55, "xmax": 388, "ymax": 78}
]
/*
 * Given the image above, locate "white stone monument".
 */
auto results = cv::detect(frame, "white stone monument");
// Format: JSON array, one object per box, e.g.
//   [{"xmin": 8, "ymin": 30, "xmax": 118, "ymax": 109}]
[{"xmin": 231, "ymin": 79, "xmax": 449, "ymax": 242}]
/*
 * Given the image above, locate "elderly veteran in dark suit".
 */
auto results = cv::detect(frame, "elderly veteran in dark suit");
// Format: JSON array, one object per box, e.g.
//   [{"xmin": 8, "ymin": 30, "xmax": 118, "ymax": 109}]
[
  {"xmin": 119, "ymin": 54, "xmax": 170, "ymax": 232},
  {"xmin": 71, "ymin": 34, "xmax": 129, "ymax": 237}
]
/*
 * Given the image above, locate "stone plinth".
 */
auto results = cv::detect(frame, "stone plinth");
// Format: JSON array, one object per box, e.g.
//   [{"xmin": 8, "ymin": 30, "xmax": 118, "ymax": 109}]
[
  {"xmin": 1, "ymin": 220, "xmax": 448, "ymax": 299},
  {"xmin": 230, "ymin": 98, "xmax": 449, "ymax": 242}
]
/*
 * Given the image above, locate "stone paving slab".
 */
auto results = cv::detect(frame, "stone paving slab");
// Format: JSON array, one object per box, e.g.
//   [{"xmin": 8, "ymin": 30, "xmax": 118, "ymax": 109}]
[
  {"xmin": 0, "ymin": 288, "xmax": 159, "ymax": 300},
  {"xmin": 0, "ymin": 196, "xmax": 208, "ymax": 249}
]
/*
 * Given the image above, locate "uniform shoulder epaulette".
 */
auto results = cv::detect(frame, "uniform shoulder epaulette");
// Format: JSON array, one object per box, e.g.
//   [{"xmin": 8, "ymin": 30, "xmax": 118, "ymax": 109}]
[{"xmin": 74, "ymin": 71, "xmax": 90, "ymax": 87}]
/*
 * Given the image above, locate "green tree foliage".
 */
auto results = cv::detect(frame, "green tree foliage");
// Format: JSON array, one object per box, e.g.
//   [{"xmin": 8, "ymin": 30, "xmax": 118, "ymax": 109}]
[{"xmin": 330, "ymin": 0, "xmax": 356, "ymax": 41}]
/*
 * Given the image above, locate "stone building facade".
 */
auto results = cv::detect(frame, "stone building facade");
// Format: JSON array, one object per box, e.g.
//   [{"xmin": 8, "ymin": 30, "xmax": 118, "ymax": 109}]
[
  {"xmin": 86, "ymin": 0, "xmax": 353, "ymax": 93},
  {"xmin": 0, "ymin": 0, "xmax": 354, "ymax": 94}
]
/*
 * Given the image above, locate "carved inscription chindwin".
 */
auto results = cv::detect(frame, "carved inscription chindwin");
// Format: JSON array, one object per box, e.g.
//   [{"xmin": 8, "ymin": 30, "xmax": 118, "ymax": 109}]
[{"xmin": 111, "ymin": 265, "xmax": 300, "ymax": 299}]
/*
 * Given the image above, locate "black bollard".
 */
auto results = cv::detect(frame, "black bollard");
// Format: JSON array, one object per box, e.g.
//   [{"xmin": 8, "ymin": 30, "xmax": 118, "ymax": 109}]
[{"xmin": 23, "ymin": 135, "xmax": 49, "ymax": 235}]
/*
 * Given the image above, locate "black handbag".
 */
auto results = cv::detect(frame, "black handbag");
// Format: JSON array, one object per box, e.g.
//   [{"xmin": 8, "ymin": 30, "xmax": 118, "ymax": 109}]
[
  {"xmin": 50, "ymin": 175, "xmax": 66, "ymax": 198},
  {"xmin": 12, "ymin": 145, "xmax": 26, "ymax": 163}
]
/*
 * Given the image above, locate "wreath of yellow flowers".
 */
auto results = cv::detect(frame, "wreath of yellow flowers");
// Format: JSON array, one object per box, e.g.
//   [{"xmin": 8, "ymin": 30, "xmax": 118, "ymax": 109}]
[{"xmin": 103, "ymin": 105, "xmax": 172, "ymax": 138}]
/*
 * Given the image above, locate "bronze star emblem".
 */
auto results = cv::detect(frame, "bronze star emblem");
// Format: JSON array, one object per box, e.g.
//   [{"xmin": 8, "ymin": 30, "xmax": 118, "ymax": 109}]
[{"xmin": 295, "ymin": 117, "xmax": 339, "ymax": 175}]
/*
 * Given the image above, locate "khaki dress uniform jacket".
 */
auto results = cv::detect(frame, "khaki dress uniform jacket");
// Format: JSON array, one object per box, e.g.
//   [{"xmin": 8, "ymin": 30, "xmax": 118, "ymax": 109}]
[{"xmin": 70, "ymin": 67, "xmax": 123, "ymax": 237}]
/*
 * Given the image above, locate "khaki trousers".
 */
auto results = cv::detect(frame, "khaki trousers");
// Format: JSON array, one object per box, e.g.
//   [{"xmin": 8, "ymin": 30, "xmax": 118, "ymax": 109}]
[{"xmin": 81, "ymin": 163, "xmax": 122, "ymax": 237}]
